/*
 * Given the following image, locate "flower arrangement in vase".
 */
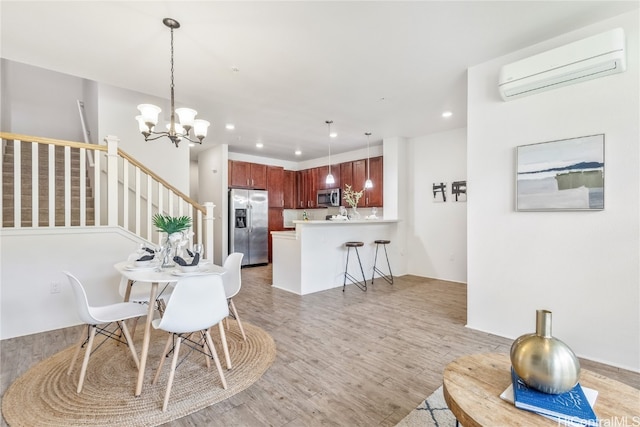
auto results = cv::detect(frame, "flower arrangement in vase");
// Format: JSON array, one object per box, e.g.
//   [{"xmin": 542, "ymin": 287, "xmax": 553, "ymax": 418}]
[{"xmin": 343, "ymin": 184, "xmax": 364, "ymax": 218}]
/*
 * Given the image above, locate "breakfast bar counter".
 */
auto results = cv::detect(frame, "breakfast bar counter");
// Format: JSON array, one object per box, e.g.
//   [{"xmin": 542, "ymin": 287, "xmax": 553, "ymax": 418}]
[{"xmin": 271, "ymin": 219, "xmax": 399, "ymax": 295}]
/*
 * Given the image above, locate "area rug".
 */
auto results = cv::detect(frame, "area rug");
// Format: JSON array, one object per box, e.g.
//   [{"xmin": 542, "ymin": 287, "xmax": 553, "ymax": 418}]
[
  {"xmin": 395, "ymin": 386, "xmax": 458, "ymax": 427},
  {"xmin": 2, "ymin": 321, "xmax": 276, "ymax": 426}
]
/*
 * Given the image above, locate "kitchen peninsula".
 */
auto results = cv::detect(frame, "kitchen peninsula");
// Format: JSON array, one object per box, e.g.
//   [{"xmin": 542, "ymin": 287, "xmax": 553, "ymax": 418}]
[{"xmin": 271, "ymin": 219, "xmax": 398, "ymax": 295}]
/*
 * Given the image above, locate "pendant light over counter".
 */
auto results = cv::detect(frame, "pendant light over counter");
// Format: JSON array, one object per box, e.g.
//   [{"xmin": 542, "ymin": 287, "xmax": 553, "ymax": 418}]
[
  {"xmin": 325, "ymin": 120, "xmax": 335, "ymax": 185},
  {"xmin": 364, "ymin": 132, "xmax": 373, "ymax": 189}
]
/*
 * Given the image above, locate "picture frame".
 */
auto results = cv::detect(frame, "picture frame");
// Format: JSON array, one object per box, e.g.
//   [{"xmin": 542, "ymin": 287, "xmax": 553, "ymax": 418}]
[
  {"xmin": 451, "ymin": 180, "xmax": 467, "ymax": 202},
  {"xmin": 516, "ymin": 134, "xmax": 604, "ymax": 211},
  {"xmin": 432, "ymin": 182, "xmax": 447, "ymax": 202}
]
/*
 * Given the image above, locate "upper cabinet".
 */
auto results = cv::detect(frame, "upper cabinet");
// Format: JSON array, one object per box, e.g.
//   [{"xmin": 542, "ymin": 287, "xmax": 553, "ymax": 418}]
[
  {"xmin": 267, "ymin": 166, "xmax": 285, "ymax": 208},
  {"xmin": 364, "ymin": 156, "xmax": 383, "ymax": 207},
  {"xmin": 283, "ymin": 170, "xmax": 297, "ymax": 209},
  {"xmin": 340, "ymin": 159, "xmax": 366, "ymax": 207},
  {"xmin": 230, "ymin": 157, "xmax": 382, "ymax": 208},
  {"xmin": 229, "ymin": 160, "xmax": 267, "ymax": 189},
  {"xmin": 340, "ymin": 157, "xmax": 382, "ymax": 207},
  {"xmin": 316, "ymin": 164, "xmax": 340, "ymax": 190}
]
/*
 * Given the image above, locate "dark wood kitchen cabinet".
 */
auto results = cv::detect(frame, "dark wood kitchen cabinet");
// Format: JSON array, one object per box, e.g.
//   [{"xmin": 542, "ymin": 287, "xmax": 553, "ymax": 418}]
[
  {"xmin": 267, "ymin": 166, "xmax": 284, "ymax": 208},
  {"xmin": 316, "ymin": 164, "xmax": 339, "ymax": 190},
  {"xmin": 297, "ymin": 168, "xmax": 319, "ymax": 209},
  {"xmin": 364, "ymin": 156, "xmax": 383, "ymax": 207},
  {"xmin": 228, "ymin": 160, "xmax": 267, "ymax": 189},
  {"xmin": 283, "ymin": 170, "xmax": 297, "ymax": 209},
  {"xmin": 267, "ymin": 207, "xmax": 284, "ymax": 263},
  {"xmin": 339, "ymin": 159, "xmax": 366, "ymax": 207}
]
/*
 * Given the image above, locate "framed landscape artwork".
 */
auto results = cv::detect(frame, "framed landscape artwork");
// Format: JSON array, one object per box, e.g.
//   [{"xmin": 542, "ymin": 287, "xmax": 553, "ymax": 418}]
[{"xmin": 516, "ymin": 134, "xmax": 604, "ymax": 211}]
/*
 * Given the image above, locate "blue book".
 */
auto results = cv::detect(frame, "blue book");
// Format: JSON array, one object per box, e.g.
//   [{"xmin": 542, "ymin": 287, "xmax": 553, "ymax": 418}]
[{"xmin": 511, "ymin": 368, "xmax": 598, "ymax": 426}]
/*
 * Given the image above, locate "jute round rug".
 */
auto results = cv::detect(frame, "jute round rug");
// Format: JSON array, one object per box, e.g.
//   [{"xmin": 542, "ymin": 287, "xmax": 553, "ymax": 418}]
[{"xmin": 2, "ymin": 321, "xmax": 276, "ymax": 426}]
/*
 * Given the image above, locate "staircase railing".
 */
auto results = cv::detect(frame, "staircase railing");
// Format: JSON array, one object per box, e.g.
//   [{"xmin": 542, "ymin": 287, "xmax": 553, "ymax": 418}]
[{"xmin": 1, "ymin": 132, "xmax": 214, "ymax": 259}]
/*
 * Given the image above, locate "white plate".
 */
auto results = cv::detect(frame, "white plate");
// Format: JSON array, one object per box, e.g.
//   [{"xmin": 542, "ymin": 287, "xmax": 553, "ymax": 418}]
[
  {"xmin": 170, "ymin": 268, "xmax": 205, "ymax": 276},
  {"xmin": 125, "ymin": 264, "xmax": 157, "ymax": 271}
]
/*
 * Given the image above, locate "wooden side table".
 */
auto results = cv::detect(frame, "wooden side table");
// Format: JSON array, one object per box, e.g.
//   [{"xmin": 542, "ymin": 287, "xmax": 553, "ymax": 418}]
[{"xmin": 443, "ymin": 353, "xmax": 640, "ymax": 427}]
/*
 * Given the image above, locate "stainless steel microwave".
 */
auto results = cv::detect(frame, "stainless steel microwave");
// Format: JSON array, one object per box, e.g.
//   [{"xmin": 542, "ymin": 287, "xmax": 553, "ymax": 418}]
[{"xmin": 317, "ymin": 188, "xmax": 341, "ymax": 207}]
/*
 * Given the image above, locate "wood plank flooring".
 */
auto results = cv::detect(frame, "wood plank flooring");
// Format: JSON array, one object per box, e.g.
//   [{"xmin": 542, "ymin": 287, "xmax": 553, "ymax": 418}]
[{"xmin": 2, "ymin": 266, "xmax": 638, "ymax": 426}]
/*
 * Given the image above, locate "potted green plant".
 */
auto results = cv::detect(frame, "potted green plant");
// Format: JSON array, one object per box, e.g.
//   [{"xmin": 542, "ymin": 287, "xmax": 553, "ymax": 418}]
[
  {"xmin": 152, "ymin": 214, "xmax": 192, "ymax": 267},
  {"xmin": 152, "ymin": 214, "xmax": 192, "ymax": 235}
]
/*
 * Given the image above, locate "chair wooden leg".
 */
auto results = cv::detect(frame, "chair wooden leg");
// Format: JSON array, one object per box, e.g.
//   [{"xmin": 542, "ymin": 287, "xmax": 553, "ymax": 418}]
[
  {"xmin": 153, "ymin": 334, "xmax": 174, "ymax": 385},
  {"xmin": 229, "ymin": 299, "xmax": 246, "ymax": 341},
  {"xmin": 205, "ymin": 330, "xmax": 227, "ymax": 389},
  {"xmin": 67, "ymin": 328, "xmax": 87, "ymax": 376},
  {"xmin": 218, "ymin": 322, "xmax": 232, "ymax": 370},
  {"xmin": 129, "ymin": 317, "xmax": 140, "ymax": 342},
  {"xmin": 200, "ymin": 331, "xmax": 211, "ymax": 369},
  {"xmin": 162, "ymin": 336, "xmax": 182, "ymax": 412},
  {"xmin": 119, "ymin": 321, "xmax": 140, "ymax": 369},
  {"xmin": 77, "ymin": 325, "xmax": 96, "ymax": 393}
]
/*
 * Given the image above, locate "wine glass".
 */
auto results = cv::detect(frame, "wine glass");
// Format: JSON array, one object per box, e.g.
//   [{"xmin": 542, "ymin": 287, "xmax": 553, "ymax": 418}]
[{"xmin": 193, "ymin": 243, "xmax": 203, "ymax": 255}]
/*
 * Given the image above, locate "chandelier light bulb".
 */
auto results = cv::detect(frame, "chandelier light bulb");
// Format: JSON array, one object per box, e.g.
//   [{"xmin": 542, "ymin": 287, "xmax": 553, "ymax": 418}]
[
  {"xmin": 193, "ymin": 120, "xmax": 210, "ymax": 140},
  {"xmin": 137, "ymin": 104, "xmax": 161, "ymax": 129},
  {"xmin": 175, "ymin": 107, "xmax": 197, "ymax": 131}
]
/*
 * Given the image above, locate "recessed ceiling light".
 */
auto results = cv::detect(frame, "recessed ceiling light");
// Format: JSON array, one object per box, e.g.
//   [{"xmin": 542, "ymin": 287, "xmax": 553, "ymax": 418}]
[
  {"xmin": 329, "ymin": 132, "xmax": 337, "ymax": 138},
  {"xmin": 225, "ymin": 123, "xmax": 235, "ymax": 130},
  {"xmin": 256, "ymin": 142, "xmax": 264, "ymax": 148},
  {"xmin": 442, "ymin": 111, "xmax": 453, "ymax": 118},
  {"xmin": 295, "ymin": 150, "xmax": 302, "ymax": 156}
]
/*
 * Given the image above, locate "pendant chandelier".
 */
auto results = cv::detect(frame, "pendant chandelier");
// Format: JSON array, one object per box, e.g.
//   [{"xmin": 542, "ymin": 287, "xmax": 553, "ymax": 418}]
[
  {"xmin": 135, "ymin": 18, "xmax": 210, "ymax": 148},
  {"xmin": 364, "ymin": 132, "xmax": 373, "ymax": 189},
  {"xmin": 325, "ymin": 120, "xmax": 335, "ymax": 185}
]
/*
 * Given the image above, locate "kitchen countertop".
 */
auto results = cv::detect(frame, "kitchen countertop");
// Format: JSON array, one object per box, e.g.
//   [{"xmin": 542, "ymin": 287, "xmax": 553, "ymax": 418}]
[{"xmin": 293, "ymin": 219, "xmax": 397, "ymax": 225}]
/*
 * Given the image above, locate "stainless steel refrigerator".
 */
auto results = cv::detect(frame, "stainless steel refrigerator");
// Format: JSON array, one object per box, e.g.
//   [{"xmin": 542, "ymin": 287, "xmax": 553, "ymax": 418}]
[{"xmin": 229, "ymin": 189, "xmax": 269, "ymax": 266}]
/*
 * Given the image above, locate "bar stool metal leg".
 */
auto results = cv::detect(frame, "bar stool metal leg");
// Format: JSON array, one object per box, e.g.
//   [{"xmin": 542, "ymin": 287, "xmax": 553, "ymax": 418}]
[
  {"xmin": 372, "ymin": 240, "xmax": 394, "ymax": 285},
  {"xmin": 343, "ymin": 242, "xmax": 367, "ymax": 292}
]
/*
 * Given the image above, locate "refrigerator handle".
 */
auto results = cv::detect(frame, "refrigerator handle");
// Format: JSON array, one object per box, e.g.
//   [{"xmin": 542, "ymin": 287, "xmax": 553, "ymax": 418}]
[{"xmin": 247, "ymin": 202, "xmax": 252, "ymax": 232}]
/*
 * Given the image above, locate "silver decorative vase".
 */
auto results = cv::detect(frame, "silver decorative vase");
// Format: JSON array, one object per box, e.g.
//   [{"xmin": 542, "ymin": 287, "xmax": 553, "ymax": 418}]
[{"xmin": 510, "ymin": 309, "xmax": 580, "ymax": 394}]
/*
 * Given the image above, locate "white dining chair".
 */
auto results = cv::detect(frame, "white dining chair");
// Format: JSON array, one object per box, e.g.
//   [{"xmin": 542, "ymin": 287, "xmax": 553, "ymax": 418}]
[
  {"xmin": 118, "ymin": 253, "xmax": 174, "ymax": 339},
  {"xmin": 63, "ymin": 271, "xmax": 149, "ymax": 393},
  {"xmin": 222, "ymin": 252, "xmax": 246, "ymax": 341},
  {"xmin": 151, "ymin": 274, "xmax": 229, "ymax": 412}
]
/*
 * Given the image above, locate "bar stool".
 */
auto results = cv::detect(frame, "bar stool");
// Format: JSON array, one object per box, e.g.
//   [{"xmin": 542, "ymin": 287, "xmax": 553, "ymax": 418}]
[
  {"xmin": 372, "ymin": 239, "xmax": 394, "ymax": 285},
  {"xmin": 343, "ymin": 241, "xmax": 367, "ymax": 292}
]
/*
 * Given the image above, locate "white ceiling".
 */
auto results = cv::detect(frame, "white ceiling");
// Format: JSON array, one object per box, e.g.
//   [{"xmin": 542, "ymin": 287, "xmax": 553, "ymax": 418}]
[{"xmin": 1, "ymin": 1, "xmax": 638, "ymax": 162}]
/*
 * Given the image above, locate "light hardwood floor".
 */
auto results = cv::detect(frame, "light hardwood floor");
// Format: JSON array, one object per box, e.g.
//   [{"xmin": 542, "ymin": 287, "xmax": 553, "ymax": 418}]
[{"xmin": 2, "ymin": 266, "xmax": 638, "ymax": 426}]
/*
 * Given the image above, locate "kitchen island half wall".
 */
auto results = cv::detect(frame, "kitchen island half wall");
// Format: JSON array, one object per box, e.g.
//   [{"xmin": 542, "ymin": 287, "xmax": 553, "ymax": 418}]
[{"xmin": 271, "ymin": 219, "xmax": 399, "ymax": 295}]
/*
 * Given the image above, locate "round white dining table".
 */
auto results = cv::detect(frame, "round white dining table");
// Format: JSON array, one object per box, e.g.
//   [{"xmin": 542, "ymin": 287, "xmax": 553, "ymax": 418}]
[{"xmin": 113, "ymin": 261, "xmax": 226, "ymax": 397}]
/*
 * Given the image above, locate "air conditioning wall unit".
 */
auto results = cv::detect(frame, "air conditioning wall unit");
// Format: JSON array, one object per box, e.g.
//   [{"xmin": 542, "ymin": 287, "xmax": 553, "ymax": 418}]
[{"xmin": 498, "ymin": 28, "xmax": 626, "ymax": 101}]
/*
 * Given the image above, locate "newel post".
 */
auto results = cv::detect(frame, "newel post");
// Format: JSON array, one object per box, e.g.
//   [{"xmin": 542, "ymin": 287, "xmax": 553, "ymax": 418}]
[
  {"xmin": 104, "ymin": 135, "xmax": 119, "ymax": 227},
  {"xmin": 204, "ymin": 202, "xmax": 215, "ymax": 262}
]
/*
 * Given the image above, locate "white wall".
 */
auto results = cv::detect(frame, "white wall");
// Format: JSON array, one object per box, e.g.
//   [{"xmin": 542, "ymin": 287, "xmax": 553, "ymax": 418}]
[
  {"xmin": 467, "ymin": 11, "xmax": 639, "ymax": 371},
  {"xmin": 97, "ymin": 84, "xmax": 190, "ymax": 195},
  {"xmin": 0, "ymin": 228, "xmax": 146, "ymax": 339},
  {"xmin": 0, "ymin": 59, "xmax": 90, "ymax": 142},
  {"xmin": 406, "ymin": 128, "xmax": 467, "ymax": 283},
  {"xmin": 198, "ymin": 144, "xmax": 228, "ymax": 265}
]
